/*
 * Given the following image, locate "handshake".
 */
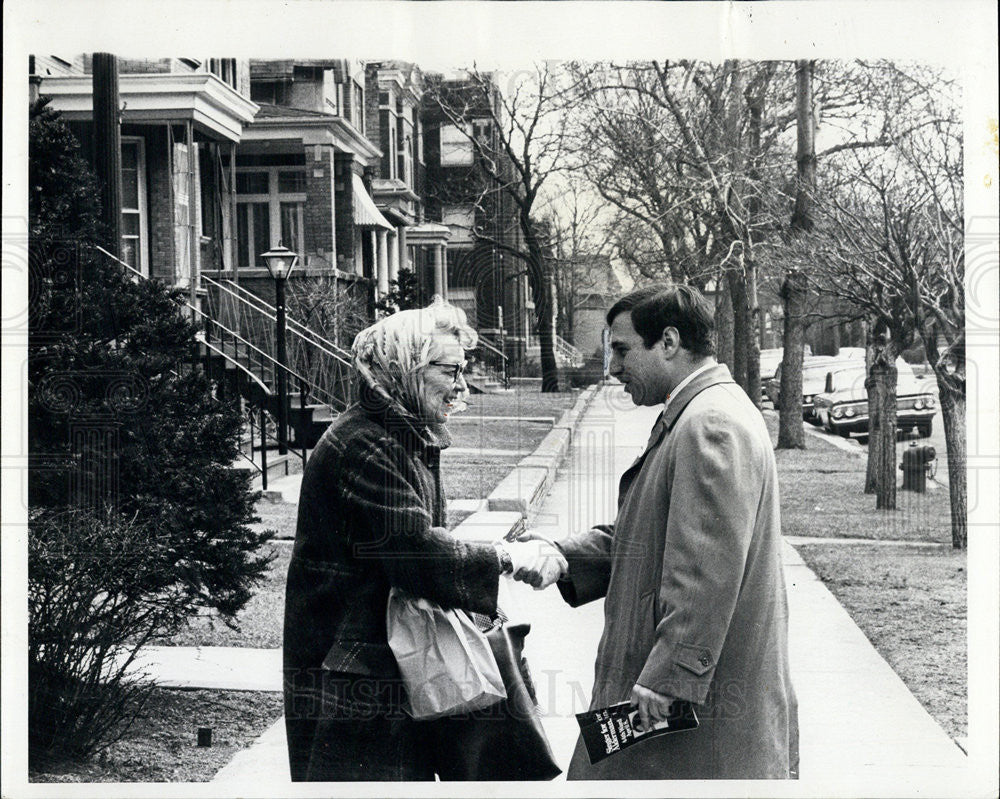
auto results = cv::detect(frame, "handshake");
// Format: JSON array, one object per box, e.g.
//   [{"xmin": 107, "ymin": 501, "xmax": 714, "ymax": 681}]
[{"xmin": 496, "ymin": 532, "xmax": 568, "ymax": 590}]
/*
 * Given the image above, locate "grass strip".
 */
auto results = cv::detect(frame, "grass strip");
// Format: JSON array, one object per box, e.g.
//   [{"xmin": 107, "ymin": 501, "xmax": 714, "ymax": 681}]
[{"xmin": 29, "ymin": 689, "xmax": 282, "ymax": 783}]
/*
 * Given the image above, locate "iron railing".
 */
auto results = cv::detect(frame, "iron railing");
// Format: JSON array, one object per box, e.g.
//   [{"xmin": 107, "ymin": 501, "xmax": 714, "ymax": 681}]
[
  {"xmin": 94, "ymin": 246, "xmax": 314, "ymax": 488},
  {"xmin": 201, "ymin": 275, "xmax": 354, "ymax": 413},
  {"xmin": 473, "ymin": 334, "xmax": 510, "ymax": 389},
  {"xmin": 555, "ymin": 335, "xmax": 585, "ymax": 368}
]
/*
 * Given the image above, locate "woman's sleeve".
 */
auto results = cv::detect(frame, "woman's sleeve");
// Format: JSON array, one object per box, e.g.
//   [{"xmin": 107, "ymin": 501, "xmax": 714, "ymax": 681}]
[{"xmin": 342, "ymin": 437, "xmax": 499, "ymax": 616}]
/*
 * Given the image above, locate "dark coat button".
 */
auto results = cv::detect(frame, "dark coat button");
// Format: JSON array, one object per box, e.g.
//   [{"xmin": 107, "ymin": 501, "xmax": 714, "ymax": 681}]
[{"xmin": 699, "ymin": 654, "xmax": 711, "ymax": 667}]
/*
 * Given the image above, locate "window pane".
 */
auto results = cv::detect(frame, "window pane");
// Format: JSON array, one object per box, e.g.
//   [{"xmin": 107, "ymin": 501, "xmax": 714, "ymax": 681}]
[
  {"xmin": 122, "ymin": 168, "xmax": 139, "ymax": 209},
  {"xmin": 280, "ymin": 202, "xmax": 303, "ymax": 254},
  {"xmin": 253, "ymin": 203, "xmax": 270, "ymax": 265},
  {"xmin": 277, "ymin": 171, "xmax": 306, "ymax": 193},
  {"xmin": 236, "ymin": 172, "xmax": 269, "ymax": 194},
  {"xmin": 440, "ymin": 123, "xmax": 473, "ymax": 166},
  {"xmin": 237, "ymin": 202, "xmax": 271, "ymax": 267},
  {"xmin": 121, "ymin": 237, "xmax": 139, "ymax": 270},
  {"xmin": 237, "ymin": 204, "xmax": 249, "ymax": 266},
  {"xmin": 121, "ymin": 142, "xmax": 138, "ymax": 171},
  {"xmin": 121, "ymin": 142, "xmax": 140, "ymax": 209},
  {"xmin": 122, "ymin": 212, "xmax": 140, "ymax": 236}
]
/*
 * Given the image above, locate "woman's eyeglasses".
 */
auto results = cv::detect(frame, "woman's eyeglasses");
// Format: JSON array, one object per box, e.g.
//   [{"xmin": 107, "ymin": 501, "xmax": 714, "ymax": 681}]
[{"xmin": 429, "ymin": 360, "xmax": 467, "ymax": 383}]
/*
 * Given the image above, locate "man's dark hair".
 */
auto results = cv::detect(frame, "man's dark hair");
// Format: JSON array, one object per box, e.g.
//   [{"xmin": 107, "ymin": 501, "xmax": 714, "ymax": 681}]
[{"xmin": 607, "ymin": 284, "xmax": 716, "ymax": 357}]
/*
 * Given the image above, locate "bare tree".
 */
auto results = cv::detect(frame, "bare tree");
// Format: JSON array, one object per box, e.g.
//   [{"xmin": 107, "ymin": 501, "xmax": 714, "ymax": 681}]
[
  {"xmin": 537, "ymin": 179, "xmax": 614, "ymax": 345},
  {"xmin": 567, "ymin": 60, "xmax": 802, "ymax": 406},
  {"xmin": 426, "ymin": 65, "xmax": 579, "ymax": 392},
  {"xmin": 802, "ymin": 63, "xmax": 965, "ymax": 537},
  {"xmin": 567, "ymin": 64, "xmax": 720, "ymax": 289},
  {"xmin": 776, "ymin": 60, "xmax": 816, "ymax": 449}
]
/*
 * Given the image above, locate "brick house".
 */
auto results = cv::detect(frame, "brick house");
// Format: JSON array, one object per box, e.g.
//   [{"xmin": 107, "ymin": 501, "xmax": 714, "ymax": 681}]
[
  {"xmin": 420, "ymin": 72, "xmax": 533, "ymax": 366},
  {"xmin": 363, "ymin": 61, "xmax": 451, "ymax": 306},
  {"xmin": 33, "ymin": 56, "xmax": 258, "ymax": 302},
  {"xmin": 32, "ymin": 55, "xmax": 532, "ymax": 364}
]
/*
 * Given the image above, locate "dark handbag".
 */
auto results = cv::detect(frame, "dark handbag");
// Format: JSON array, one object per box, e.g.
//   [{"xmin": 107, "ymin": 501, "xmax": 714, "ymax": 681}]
[{"xmin": 432, "ymin": 622, "xmax": 562, "ymax": 781}]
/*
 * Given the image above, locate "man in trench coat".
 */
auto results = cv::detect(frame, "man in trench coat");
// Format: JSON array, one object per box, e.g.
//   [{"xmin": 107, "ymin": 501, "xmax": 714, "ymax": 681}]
[{"xmin": 519, "ymin": 284, "xmax": 799, "ymax": 779}]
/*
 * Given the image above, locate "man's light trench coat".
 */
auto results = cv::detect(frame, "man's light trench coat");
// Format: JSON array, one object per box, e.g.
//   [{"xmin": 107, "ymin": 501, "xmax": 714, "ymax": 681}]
[{"xmin": 557, "ymin": 364, "xmax": 799, "ymax": 779}]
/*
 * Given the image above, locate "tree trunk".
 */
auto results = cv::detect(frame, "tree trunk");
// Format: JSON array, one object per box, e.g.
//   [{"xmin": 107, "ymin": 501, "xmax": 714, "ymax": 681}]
[
  {"xmin": 777, "ymin": 270, "xmax": 808, "ymax": 448},
  {"xmin": 790, "ymin": 60, "xmax": 817, "ymax": 234},
  {"xmin": 936, "ymin": 380, "xmax": 967, "ymax": 549},
  {"xmin": 715, "ymin": 276, "xmax": 735, "ymax": 372},
  {"xmin": 522, "ymin": 213, "xmax": 560, "ymax": 392},
  {"xmin": 741, "ymin": 65, "xmax": 768, "ymax": 411},
  {"xmin": 865, "ymin": 347, "xmax": 898, "ymax": 509},
  {"xmin": 864, "ymin": 327, "xmax": 877, "ymax": 493},
  {"xmin": 727, "ymin": 269, "xmax": 748, "ymax": 389},
  {"xmin": 778, "ymin": 59, "xmax": 816, "ymax": 449},
  {"xmin": 534, "ymin": 253, "xmax": 560, "ymax": 393},
  {"xmin": 743, "ymin": 252, "xmax": 762, "ymax": 410}
]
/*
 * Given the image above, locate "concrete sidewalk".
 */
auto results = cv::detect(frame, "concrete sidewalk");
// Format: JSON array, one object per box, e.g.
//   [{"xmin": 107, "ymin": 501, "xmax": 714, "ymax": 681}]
[
  {"xmin": 122, "ymin": 646, "xmax": 281, "ymax": 692},
  {"xmin": 142, "ymin": 385, "xmax": 972, "ymax": 793}
]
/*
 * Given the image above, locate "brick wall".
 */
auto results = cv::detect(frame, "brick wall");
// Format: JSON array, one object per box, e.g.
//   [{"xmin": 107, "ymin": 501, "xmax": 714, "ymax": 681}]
[
  {"xmin": 303, "ymin": 145, "xmax": 336, "ymax": 266},
  {"xmin": 145, "ymin": 127, "xmax": 175, "ymax": 282},
  {"xmin": 364, "ymin": 68, "xmax": 383, "ymax": 176},
  {"xmin": 334, "ymin": 153, "xmax": 356, "ymax": 268}
]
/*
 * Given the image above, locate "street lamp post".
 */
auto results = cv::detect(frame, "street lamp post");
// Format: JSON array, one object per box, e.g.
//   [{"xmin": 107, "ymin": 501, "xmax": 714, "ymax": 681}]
[{"xmin": 261, "ymin": 244, "xmax": 298, "ymax": 456}]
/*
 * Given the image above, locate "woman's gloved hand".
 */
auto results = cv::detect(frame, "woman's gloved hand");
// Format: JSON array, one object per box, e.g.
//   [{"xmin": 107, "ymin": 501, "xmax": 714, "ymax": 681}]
[{"xmin": 501, "ymin": 538, "xmax": 568, "ymax": 589}]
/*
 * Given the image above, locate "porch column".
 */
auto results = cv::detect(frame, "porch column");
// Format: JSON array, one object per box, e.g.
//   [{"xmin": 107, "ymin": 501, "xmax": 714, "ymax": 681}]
[
  {"xmin": 441, "ymin": 244, "xmax": 449, "ymax": 300},
  {"xmin": 388, "ymin": 228, "xmax": 400, "ymax": 284},
  {"xmin": 433, "ymin": 244, "xmax": 445, "ymax": 298},
  {"xmin": 377, "ymin": 229, "xmax": 390, "ymax": 295},
  {"xmin": 397, "ymin": 226, "xmax": 408, "ymax": 272}
]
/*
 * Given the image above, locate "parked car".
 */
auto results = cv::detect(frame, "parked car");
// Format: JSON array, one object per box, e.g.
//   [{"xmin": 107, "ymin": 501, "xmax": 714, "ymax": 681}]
[
  {"xmin": 759, "ymin": 346, "xmax": 811, "ymax": 401},
  {"xmin": 812, "ymin": 359, "xmax": 936, "ymax": 438},
  {"xmin": 766, "ymin": 349, "xmax": 865, "ymax": 420},
  {"xmin": 766, "ymin": 355, "xmax": 840, "ymax": 419}
]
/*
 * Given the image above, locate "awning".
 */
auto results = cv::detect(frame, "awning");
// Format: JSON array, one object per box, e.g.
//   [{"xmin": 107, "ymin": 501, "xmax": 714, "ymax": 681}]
[{"xmin": 352, "ymin": 174, "xmax": 394, "ymax": 231}]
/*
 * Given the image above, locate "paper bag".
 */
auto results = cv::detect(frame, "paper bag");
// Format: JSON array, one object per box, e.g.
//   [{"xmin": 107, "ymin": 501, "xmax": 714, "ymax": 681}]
[{"xmin": 386, "ymin": 588, "xmax": 506, "ymax": 720}]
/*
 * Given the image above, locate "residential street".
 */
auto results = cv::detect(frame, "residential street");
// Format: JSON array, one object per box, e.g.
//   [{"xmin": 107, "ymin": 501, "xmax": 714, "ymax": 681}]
[{"xmin": 204, "ymin": 385, "xmax": 972, "ymax": 792}]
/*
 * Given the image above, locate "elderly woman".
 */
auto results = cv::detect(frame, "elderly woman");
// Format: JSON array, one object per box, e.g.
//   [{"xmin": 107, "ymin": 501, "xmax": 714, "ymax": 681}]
[{"xmin": 282, "ymin": 300, "xmax": 560, "ymax": 782}]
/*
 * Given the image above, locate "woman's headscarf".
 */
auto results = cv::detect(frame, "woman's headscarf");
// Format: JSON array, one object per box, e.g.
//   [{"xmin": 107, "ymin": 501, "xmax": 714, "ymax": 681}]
[{"xmin": 351, "ymin": 298, "xmax": 478, "ymax": 423}]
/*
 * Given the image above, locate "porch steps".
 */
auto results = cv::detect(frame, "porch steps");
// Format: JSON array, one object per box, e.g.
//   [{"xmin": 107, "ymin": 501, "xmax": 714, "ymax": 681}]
[{"xmin": 233, "ymin": 451, "xmax": 294, "ymax": 491}]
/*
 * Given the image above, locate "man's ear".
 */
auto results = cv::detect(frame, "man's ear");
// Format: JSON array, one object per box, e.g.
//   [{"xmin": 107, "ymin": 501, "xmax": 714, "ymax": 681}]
[{"xmin": 661, "ymin": 326, "xmax": 680, "ymax": 356}]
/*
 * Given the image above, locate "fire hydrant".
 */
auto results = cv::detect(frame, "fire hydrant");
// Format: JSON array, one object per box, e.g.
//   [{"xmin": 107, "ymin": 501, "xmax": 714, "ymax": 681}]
[{"xmin": 900, "ymin": 442, "xmax": 936, "ymax": 492}]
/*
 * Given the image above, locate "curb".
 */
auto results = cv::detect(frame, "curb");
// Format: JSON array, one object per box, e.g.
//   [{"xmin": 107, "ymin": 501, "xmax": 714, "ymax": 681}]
[{"xmin": 486, "ymin": 384, "xmax": 600, "ymax": 520}]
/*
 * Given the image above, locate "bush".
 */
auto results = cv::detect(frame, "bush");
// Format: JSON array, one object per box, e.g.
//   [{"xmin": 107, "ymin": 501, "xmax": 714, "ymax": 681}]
[
  {"xmin": 28, "ymin": 97, "xmax": 274, "ymax": 767},
  {"xmin": 374, "ymin": 267, "xmax": 426, "ymax": 316},
  {"xmin": 29, "ymin": 508, "xmax": 172, "ymax": 764}
]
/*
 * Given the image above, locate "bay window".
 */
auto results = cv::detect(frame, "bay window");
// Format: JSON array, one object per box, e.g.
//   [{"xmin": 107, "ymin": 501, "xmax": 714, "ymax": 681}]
[
  {"xmin": 235, "ymin": 167, "xmax": 306, "ymax": 268},
  {"xmin": 120, "ymin": 137, "xmax": 148, "ymax": 275}
]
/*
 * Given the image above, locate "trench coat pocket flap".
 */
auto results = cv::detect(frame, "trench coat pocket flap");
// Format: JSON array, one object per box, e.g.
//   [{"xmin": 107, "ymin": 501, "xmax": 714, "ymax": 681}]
[{"xmin": 674, "ymin": 643, "xmax": 715, "ymax": 676}]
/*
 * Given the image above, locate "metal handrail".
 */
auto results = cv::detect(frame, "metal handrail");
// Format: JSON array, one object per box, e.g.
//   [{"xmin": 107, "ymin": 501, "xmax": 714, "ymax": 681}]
[
  {"xmin": 94, "ymin": 245, "xmax": 314, "ymax": 484},
  {"xmin": 197, "ymin": 332, "xmax": 270, "ymax": 394},
  {"xmin": 223, "ymin": 277, "xmax": 348, "ymax": 354},
  {"xmin": 207, "ymin": 275, "xmax": 352, "ymax": 364},
  {"xmin": 200, "ymin": 274, "xmax": 350, "ymax": 410},
  {"xmin": 476, "ymin": 335, "xmax": 508, "ymax": 363},
  {"xmin": 554, "ymin": 334, "xmax": 584, "ymax": 367}
]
